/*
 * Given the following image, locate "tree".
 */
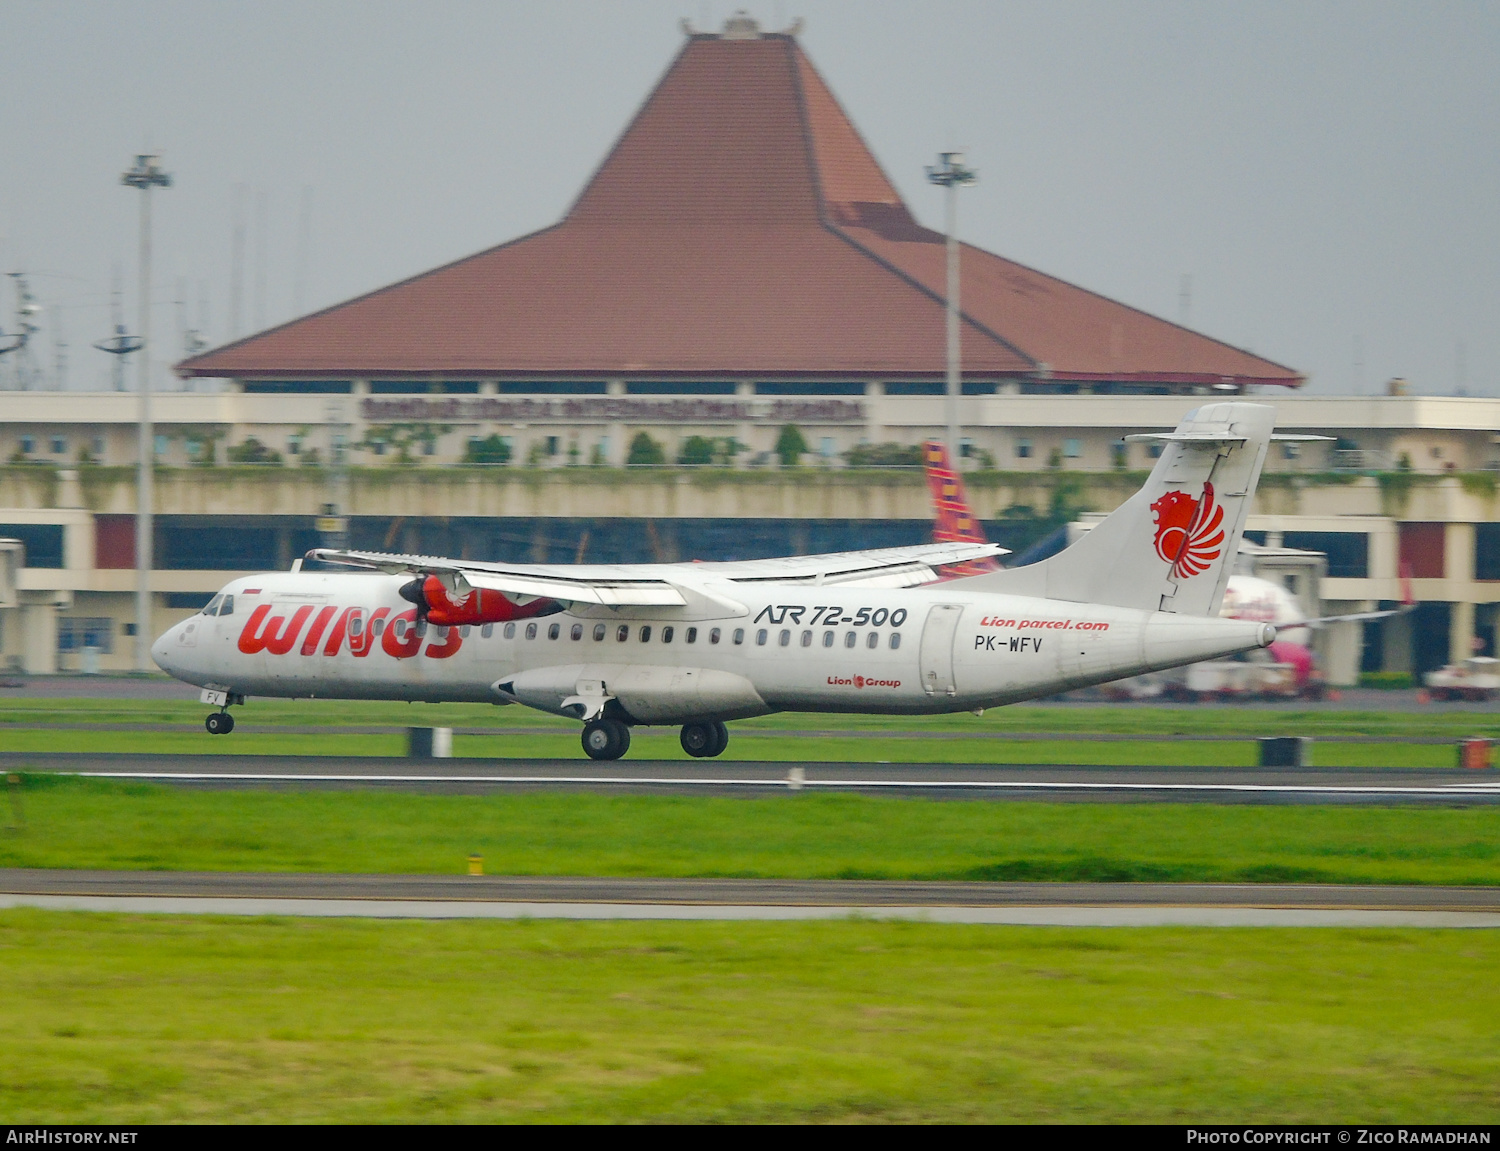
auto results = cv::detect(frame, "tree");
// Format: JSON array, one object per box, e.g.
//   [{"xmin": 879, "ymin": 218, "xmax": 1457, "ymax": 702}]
[
  {"xmin": 362, "ymin": 422, "xmax": 450, "ymax": 466},
  {"xmin": 226, "ymin": 437, "xmax": 283, "ymax": 466},
  {"xmin": 677, "ymin": 435, "xmax": 716, "ymax": 466},
  {"xmin": 774, "ymin": 424, "xmax": 809, "ymax": 467},
  {"xmin": 843, "ymin": 442, "xmax": 923, "ymax": 467},
  {"xmin": 463, "ymin": 434, "xmax": 513, "ymax": 465},
  {"xmin": 675, "ymin": 435, "xmax": 741, "ymax": 466},
  {"xmin": 626, "ymin": 431, "xmax": 666, "ymax": 466}
]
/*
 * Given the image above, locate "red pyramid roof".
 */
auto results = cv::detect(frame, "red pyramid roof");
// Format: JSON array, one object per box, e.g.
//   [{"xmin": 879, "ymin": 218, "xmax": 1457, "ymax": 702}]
[{"xmin": 179, "ymin": 30, "xmax": 1298, "ymax": 388}]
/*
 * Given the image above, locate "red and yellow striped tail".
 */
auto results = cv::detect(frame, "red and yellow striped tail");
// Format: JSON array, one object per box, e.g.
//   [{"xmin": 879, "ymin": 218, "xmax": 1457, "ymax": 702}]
[{"xmin": 923, "ymin": 440, "xmax": 1002, "ymax": 576}]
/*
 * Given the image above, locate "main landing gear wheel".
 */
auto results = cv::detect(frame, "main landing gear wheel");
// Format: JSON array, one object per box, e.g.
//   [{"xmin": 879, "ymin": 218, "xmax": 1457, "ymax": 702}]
[
  {"xmin": 205, "ymin": 711, "xmax": 235, "ymax": 735},
  {"xmin": 680, "ymin": 720, "xmax": 729, "ymax": 758},
  {"xmin": 582, "ymin": 718, "xmax": 631, "ymax": 761}
]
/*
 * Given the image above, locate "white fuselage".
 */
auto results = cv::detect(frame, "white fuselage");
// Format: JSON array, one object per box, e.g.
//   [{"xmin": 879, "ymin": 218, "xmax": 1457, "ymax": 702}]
[{"xmin": 153, "ymin": 571, "xmax": 1274, "ymax": 722}]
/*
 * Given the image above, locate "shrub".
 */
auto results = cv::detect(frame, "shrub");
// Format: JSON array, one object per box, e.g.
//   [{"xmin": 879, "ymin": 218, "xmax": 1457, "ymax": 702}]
[
  {"xmin": 463, "ymin": 434, "xmax": 513, "ymax": 465},
  {"xmin": 226, "ymin": 437, "xmax": 283, "ymax": 466},
  {"xmin": 676, "ymin": 435, "xmax": 716, "ymax": 466},
  {"xmin": 1358, "ymin": 671, "xmax": 1414, "ymax": 690},
  {"xmin": 774, "ymin": 424, "xmax": 809, "ymax": 467},
  {"xmin": 626, "ymin": 431, "xmax": 666, "ymax": 467},
  {"xmin": 843, "ymin": 442, "xmax": 923, "ymax": 467}
]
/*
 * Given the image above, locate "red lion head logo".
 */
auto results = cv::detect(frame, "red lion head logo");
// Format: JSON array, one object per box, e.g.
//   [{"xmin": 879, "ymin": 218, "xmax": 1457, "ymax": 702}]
[{"xmin": 1150, "ymin": 482, "xmax": 1225, "ymax": 578}]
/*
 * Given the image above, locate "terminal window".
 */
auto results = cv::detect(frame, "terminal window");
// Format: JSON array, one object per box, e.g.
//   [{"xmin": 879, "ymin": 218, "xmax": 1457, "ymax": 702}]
[
  {"xmin": 57, "ymin": 618, "xmax": 113, "ymax": 654},
  {"xmin": 242, "ymin": 381, "xmax": 353, "ymax": 394},
  {"xmin": 1015, "ymin": 439, "xmax": 1033, "ymax": 459},
  {"xmin": 1063, "ymin": 438, "xmax": 1082, "ymax": 458},
  {"xmin": 1477, "ymin": 523, "xmax": 1500, "ymax": 581},
  {"xmin": 1284, "ymin": 531, "xmax": 1370, "ymax": 579},
  {"xmin": 50, "ymin": 436, "xmax": 66, "ymax": 455},
  {"xmin": 754, "ymin": 382, "xmax": 865, "ymax": 396},
  {"xmin": 625, "ymin": 381, "xmax": 737, "ymax": 395},
  {"xmin": 0, "ymin": 523, "xmax": 63, "ymax": 568}
]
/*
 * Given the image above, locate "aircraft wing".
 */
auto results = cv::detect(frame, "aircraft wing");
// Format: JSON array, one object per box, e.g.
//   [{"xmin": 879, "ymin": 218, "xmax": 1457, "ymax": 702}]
[
  {"xmin": 305, "ymin": 541, "xmax": 1005, "ymax": 603},
  {"xmin": 691, "ymin": 542, "xmax": 1007, "ymax": 584},
  {"xmin": 1301, "ymin": 605, "xmax": 1414, "ymax": 629},
  {"xmin": 305, "ymin": 548, "xmax": 688, "ymax": 606}
]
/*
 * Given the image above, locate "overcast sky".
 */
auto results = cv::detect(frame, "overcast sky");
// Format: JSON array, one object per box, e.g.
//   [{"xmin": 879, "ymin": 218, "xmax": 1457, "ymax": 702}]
[{"xmin": 1, "ymin": 0, "xmax": 1496, "ymax": 395}]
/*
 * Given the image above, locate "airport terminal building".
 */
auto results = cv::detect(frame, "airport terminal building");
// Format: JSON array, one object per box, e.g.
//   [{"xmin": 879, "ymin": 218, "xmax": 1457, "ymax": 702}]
[{"xmin": 1, "ymin": 15, "xmax": 1497, "ymax": 678}]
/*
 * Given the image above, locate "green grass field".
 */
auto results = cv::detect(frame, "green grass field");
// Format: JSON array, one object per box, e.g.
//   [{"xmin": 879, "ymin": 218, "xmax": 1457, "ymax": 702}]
[
  {"xmin": 4, "ymin": 777, "xmax": 1498, "ymax": 885},
  {"xmin": 0, "ymin": 697, "xmax": 1492, "ymax": 765},
  {"xmin": 2, "ymin": 911, "xmax": 1495, "ymax": 1123}
]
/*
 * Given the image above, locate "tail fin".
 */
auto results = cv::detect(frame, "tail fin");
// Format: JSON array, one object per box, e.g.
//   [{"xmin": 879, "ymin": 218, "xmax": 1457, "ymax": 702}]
[
  {"xmin": 954, "ymin": 402, "xmax": 1274, "ymax": 616},
  {"xmin": 922, "ymin": 440, "xmax": 1003, "ymax": 577}
]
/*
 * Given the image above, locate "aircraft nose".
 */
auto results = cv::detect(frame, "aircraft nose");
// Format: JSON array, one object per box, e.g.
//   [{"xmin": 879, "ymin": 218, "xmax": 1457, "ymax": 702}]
[{"xmin": 151, "ymin": 624, "xmax": 181, "ymax": 674}]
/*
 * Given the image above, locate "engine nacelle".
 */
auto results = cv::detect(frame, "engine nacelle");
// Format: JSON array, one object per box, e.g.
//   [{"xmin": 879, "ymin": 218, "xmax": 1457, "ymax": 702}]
[{"xmin": 401, "ymin": 574, "xmax": 562, "ymax": 626}]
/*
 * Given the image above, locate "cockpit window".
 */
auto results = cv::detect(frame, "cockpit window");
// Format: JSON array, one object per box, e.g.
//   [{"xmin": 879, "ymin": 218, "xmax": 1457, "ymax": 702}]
[
  {"xmin": 218, "ymin": 594, "xmax": 234, "ymax": 617},
  {"xmin": 202, "ymin": 594, "xmax": 223, "ymax": 616}
]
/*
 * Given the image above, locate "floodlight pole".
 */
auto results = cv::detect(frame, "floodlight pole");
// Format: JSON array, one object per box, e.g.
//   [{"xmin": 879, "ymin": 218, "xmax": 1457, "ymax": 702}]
[
  {"xmin": 122, "ymin": 154, "xmax": 172, "ymax": 673},
  {"xmin": 926, "ymin": 152, "xmax": 977, "ymax": 462}
]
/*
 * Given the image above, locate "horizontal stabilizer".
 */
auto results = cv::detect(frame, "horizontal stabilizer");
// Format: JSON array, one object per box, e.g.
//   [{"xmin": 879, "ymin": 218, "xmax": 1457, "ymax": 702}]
[{"xmin": 1123, "ymin": 432, "xmax": 1247, "ymax": 445}]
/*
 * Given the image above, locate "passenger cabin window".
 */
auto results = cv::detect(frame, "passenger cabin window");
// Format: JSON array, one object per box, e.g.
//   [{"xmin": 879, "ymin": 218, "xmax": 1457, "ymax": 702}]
[
  {"xmin": 778, "ymin": 629, "xmax": 791, "ymax": 647},
  {"xmin": 844, "ymin": 631, "xmax": 856, "ymax": 648},
  {"xmin": 548, "ymin": 623, "xmax": 560, "ymax": 640},
  {"xmin": 733, "ymin": 628, "xmax": 744, "ymax": 645},
  {"xmin": 710, "ymin": 628, "xmax": 721, "ymax": 644},
  {"xmin": 525, "ymin": 622, "xmax": 537, "ymax": 640},
  {"xmin": 570, "ymin": 623, "xmax": 583, "ymax": 641},
  {"xmin": 686, "ymin": 627, "xmax": 698, "ymax": 644},
  {"xmin": 482, "ymin": 623, "xmax": 494, "ymax": 638},
  {"xmin": 662, "ymin": 626, "xmax": 674, "ymax": 643},
  {"xmin": 594, "ymin": 623, "xmax": 606, "ymax": 641},
  {"xmin": 617, "ymin": 625, "xmax": 629, "ymax": 642},
  {"xmin": 822, "ymin": 631, "xmax": 834, "ymax": 647},
  {"xmin": 640, "ymin": 626, "xmax": 652, "ymax": 642},
  {"xmin": 460, "ymin": 625, "xmax": 471, "ymax": 638},
  {"xmin": 801, "ymin": 630, "xmax": 812, "ymax": 647},
  {"xmin": 756, "ymin": 629, "xmax": 768, "ymax": 646},
  {"xmin": 373, "ymin": 618, "xmax": 385, "ymax": 636},
  {"xmin": 349, "ymin": 615, "xmax": 364, "ymax": 637},
  {"xmin": 502, "ymin": 623, "xmax": 514, "ymax": 639},
  {"xmin": 866, "ymin": 632, "xmax": 879, "ymax": 649},
  {"xmin": 889, "ymin": 632, "xmax": 901, "ymax": 649}
]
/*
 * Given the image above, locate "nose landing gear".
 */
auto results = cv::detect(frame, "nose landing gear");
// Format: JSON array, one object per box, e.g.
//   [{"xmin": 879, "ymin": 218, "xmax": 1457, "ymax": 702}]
[
  {"xmin": 201, "ymin": 690, "xmax": 243, "ymax": 736},
  {"xmin": 581, "ymin": 718, "xmax": 631, "ymax": 761},
  {"xmin": 680, "ymin": 721, "xmax": 729, "ymax": 758}
]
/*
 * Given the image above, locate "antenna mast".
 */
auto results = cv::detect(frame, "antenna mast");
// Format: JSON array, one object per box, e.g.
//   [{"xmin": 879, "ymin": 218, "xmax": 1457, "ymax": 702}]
[
  {"xmin": 93, "ymin": 265, "xmax": 142, "ymax": 392},
  {"xmin": 0, "ymin": 274, "xmax": 44, "ymax": 390}
]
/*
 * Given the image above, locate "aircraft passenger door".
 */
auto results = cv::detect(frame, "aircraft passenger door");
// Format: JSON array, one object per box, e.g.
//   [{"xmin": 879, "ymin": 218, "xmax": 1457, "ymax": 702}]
[{"xmin": 919, "ymin": 604, "xmax": 963, "ymax": 697}]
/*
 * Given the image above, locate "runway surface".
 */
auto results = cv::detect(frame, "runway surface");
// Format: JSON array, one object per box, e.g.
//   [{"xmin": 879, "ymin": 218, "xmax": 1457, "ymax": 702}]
[
  {"xmin": 4, "ymin": 870, "xmax": 1498, "ymax": 926},
  {"xmin": 7, "ymin": 751, "xmax": 1499, "ymax": 803}
]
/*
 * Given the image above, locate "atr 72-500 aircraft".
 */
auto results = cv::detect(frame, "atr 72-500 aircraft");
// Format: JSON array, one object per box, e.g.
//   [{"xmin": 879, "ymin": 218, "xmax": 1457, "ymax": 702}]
[{"xmin": 154, "ymin": 402, "xmax": 1295, "ymax": 760}]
